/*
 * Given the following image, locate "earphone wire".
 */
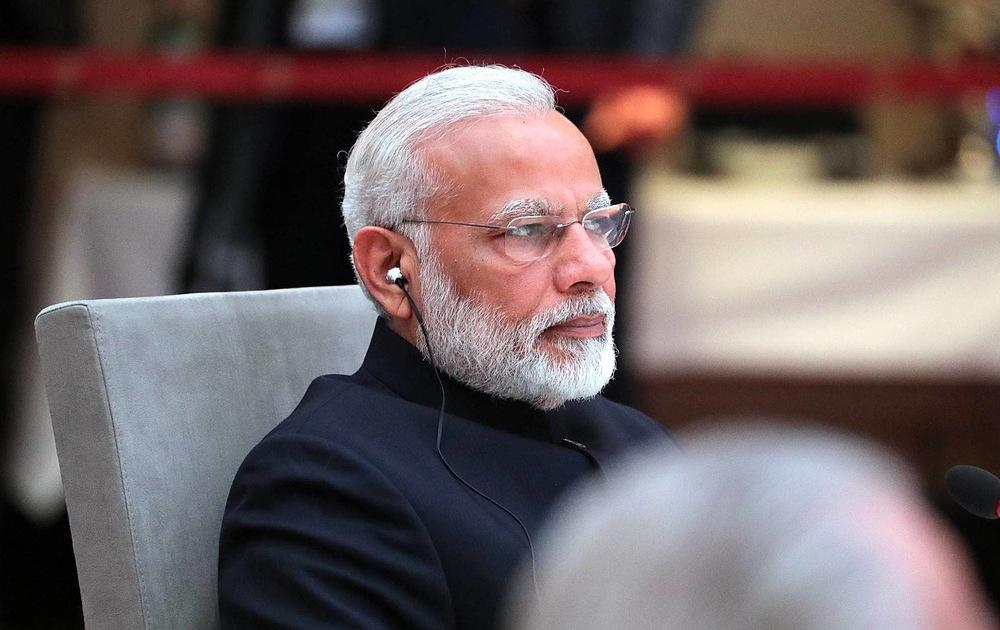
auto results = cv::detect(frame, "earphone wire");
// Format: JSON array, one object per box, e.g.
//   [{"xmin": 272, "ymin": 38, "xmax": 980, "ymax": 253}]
[{"xmin": 393, "ymin": 276, "xmax": 540, "ymax": 598}]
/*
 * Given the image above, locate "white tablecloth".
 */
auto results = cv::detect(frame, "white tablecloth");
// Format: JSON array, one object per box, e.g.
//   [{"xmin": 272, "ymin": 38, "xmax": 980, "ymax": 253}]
[{"xmin": 629, "ymin": 175, "xmax": 1000, "ymax": 380}]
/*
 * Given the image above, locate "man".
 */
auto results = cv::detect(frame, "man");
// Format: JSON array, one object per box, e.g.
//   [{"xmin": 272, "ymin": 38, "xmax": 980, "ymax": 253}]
[
  {"xmin": 185, "ymin": 0, "xmax": 700, "ymax": 404},
  {"xmin": 509, "ymin": 424, "xmax": 998, "ymax": 630},
  {"xmin": 218, "ymin": 65, "xmax": 675, "ymax": 628}
]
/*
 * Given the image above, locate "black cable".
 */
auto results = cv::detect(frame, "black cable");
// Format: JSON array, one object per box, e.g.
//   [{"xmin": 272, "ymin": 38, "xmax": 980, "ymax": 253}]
[{"xmin": 393, "ymin": 276, "xmax": 540, "ymax": 597}]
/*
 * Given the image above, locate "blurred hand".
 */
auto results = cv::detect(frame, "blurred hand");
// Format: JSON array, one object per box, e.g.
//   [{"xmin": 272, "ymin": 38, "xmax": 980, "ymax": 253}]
[{"xmin": 582, "ymin": 85, "xmax": 688, "ymax": 154}]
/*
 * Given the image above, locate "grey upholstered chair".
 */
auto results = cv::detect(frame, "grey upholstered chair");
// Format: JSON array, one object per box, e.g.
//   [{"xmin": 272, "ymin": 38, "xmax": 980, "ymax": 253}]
[{"xmin": 35, "ymin": 285, "xmax": 378, "ymax": 630}]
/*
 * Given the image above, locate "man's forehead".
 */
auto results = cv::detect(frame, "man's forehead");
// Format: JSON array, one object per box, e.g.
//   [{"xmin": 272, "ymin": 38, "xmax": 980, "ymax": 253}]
[
  {"xmin": 487, "ymin": 190, "xmax": 611, "ymax": 223},
  {"xmin": 421, "ymin": 110, "xmax": 592, "ymax": 169}
]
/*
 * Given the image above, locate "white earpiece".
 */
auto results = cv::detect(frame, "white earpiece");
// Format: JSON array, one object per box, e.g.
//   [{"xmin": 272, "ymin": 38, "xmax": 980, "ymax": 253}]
[{"xmin": 386, "ymin": 267, "xmax": 404, "ymax": 284}]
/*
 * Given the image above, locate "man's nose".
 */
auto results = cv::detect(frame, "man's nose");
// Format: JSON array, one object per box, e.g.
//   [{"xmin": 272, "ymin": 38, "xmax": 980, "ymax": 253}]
[{"xmin": 551, "ymin": 223, "xmax": 614, "ymax": 293}]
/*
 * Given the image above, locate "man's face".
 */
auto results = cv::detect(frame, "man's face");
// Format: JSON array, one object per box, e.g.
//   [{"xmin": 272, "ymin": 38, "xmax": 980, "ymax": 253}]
[{"xmin": 411, "ymin": 111, "xmax": 618, "ymax": 407}]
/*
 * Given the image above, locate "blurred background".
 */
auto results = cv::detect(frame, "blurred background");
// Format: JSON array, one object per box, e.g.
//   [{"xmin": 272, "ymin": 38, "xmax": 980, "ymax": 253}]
[{"xmin": 1, "ymin": 0, "xmax": 998, "ymax": 627}]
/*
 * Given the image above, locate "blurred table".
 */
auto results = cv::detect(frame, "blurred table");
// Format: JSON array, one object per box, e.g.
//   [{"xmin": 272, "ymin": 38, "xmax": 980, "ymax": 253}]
[
  {"xmin": 630, "ymin": 175, "xmax": 1000, "ymax": 380},
  {"xmin": 628, "ymin": 173, "xmax": 1000, "ymax": 490}
]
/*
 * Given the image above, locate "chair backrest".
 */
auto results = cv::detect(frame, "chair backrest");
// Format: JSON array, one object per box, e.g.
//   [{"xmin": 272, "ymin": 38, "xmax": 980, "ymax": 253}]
[{"xmin": 35, "ymin": 285, "xmax": 378, "ymax": 630}]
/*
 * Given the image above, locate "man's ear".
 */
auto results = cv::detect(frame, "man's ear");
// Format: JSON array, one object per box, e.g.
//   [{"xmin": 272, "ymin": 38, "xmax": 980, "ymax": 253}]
[{"xmin": 352, "ymin": 226, "xmax": 418, "ymax": 321}]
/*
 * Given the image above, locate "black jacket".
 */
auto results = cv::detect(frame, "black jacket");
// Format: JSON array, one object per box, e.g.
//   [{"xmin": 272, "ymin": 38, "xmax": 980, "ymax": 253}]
[{"xmin": 219, "ymin": 319, "xmax": 673, "ymax": 628}]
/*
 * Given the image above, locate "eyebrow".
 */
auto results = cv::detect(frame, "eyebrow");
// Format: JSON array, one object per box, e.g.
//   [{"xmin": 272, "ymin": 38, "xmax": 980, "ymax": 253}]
[
  {"xmin": 487, "ymin": 188, "xmax": 611, "ymax": 225},
  {"xmin": 586, "ymin": 189, "xmax": 612, "ymax": 212},
  {"xmin": 487, "ymin": 199, "xmax": 553, "ymax": 224}
]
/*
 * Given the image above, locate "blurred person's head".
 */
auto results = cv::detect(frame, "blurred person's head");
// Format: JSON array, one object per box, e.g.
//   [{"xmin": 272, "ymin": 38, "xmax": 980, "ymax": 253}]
[
  {"xmin": 507, "ymin": 424, "xmax": 997, "ymax": 630},
  {"xmin": 346, "ymin": 65, "xmax": 625, "ymax": 409}
]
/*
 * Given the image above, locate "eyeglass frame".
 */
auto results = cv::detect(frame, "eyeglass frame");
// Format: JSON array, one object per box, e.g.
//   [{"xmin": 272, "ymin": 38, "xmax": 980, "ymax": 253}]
[{"xmin": 396, "ymin": 203, "xmax": 634, "ymax": 263}]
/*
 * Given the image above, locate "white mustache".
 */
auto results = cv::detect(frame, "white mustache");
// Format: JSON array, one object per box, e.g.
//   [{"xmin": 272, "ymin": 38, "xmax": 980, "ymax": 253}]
[{"xmin": 532, "ymin": 291, "xmax": 615, "ymax": 336}]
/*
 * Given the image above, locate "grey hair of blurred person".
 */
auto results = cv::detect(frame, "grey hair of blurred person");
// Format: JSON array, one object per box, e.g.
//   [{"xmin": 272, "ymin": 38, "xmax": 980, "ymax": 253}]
[
  {"xmin": 341, "ymin": 65, "xmax": 557, "ymax": 313},
  {"xmin": 507, "ymin": 423, "xmax": 997, "ymax": 630}
]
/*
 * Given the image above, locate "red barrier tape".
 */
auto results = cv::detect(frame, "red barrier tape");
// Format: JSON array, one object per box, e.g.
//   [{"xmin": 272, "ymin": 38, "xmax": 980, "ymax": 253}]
[{"xmin": 0, "ymin": 48, "xmax": 998, "ymax": 106}]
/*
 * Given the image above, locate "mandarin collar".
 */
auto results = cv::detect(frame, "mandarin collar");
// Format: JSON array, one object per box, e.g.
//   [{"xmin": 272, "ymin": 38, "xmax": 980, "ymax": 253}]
[{"xmin": 359, "ymin": 319, "xmax": 568, "ymax": 444}]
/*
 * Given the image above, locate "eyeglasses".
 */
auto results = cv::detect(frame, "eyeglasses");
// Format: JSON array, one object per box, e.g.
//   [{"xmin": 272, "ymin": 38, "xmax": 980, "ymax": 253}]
[{"xmin": 399, "ymin": 203, "xmax": 634, "ymax": 263}]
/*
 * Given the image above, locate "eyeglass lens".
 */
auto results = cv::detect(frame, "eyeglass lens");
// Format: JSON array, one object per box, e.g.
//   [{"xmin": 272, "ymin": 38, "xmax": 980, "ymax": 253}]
[{"xmin": 504, "ymin": 203, "xmax": 632, "ymax": 262}]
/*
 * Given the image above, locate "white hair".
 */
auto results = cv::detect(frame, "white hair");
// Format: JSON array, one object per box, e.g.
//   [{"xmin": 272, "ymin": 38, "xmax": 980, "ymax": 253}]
[
  {"xmin": 507, "ymin": 424, "xmax": 995, "ymax": 630},
  {"xmin": 341, "ymin": 65, "xmax": 556, "ymax": 307}
]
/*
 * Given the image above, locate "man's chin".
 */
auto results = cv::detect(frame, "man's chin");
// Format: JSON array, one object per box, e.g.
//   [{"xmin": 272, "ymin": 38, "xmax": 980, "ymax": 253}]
[
  {"xmin": 535, "ymin": 332, "xmax": 606, "ymax": 364},
  {"xmin": 528, "ymin": 381, "xmax": 606, "ymax": 411}
]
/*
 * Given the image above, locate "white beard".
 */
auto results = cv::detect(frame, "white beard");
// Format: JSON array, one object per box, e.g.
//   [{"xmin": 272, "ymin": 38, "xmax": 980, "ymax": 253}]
[{"xmin": 414, "ymin": 253, "xmax": 617, "ymax": 410}]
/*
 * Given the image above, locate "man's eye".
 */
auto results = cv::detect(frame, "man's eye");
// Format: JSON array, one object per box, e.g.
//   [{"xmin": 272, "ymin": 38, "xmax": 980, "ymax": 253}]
[
  {"xmin": 584, "ymin": 216, "xmax": 615, "ymax": 235},
  {"xmin": 508, "ymin": 223, "xmax": 550, "ymax": 239}
]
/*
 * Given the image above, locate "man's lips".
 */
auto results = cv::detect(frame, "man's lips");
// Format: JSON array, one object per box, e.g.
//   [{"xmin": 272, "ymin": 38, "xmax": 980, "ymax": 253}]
[{"xmin": 545, "ymin": 314, "xmax": 606, "ymax": 338}]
